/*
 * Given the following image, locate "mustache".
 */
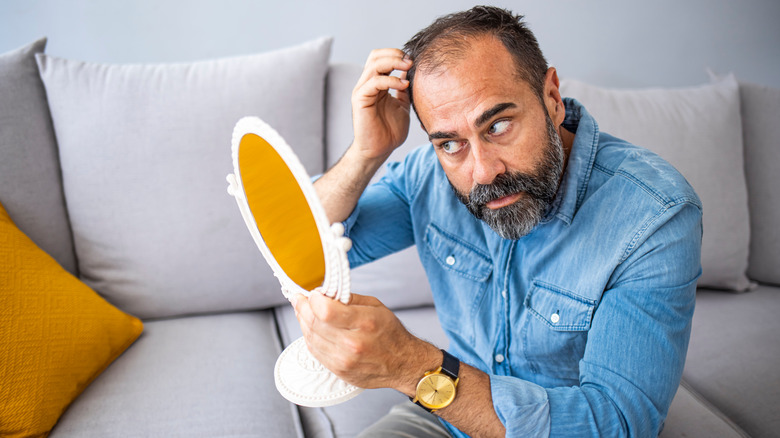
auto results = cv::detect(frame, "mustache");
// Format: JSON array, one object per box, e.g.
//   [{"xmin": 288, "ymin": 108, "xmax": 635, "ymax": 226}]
[{"xmin": 467, "ymin": 170, "xmax": 556, "ymax": 209}]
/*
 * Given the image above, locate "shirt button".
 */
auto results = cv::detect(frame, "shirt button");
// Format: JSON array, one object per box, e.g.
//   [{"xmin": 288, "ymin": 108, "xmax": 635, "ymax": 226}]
[
  {"xmin": 445, "ymin": 255, "xmax": 456, "ymax": 266},
  {"xmin": 495, "ymin": 354, "xmax": 505, "ymax": 363},
  {"xmin": 551, "ymin": 313, "xmax": 560, "ymax": 324},
  {"xmin": 501, "ymin": 290, "xmax": 507, "ymax": 299}
]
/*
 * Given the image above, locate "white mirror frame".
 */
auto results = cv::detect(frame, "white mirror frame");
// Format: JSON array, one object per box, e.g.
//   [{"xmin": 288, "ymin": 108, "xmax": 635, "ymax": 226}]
[{"xmin": 227, "ymin": 116, "xmax": 363, "ymax": 407}]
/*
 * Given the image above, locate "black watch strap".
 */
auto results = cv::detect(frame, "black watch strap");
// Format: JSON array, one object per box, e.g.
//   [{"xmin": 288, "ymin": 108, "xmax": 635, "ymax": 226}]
[{"xmin": 439, "ymin": 349, "xmax": 460, "ymax": 380}]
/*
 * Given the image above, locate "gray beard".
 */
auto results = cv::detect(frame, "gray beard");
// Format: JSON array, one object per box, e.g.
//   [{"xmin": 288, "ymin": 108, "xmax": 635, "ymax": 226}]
[{"xmin": 451, "ymin": 114, "xmax": 565, "ymax": 240}]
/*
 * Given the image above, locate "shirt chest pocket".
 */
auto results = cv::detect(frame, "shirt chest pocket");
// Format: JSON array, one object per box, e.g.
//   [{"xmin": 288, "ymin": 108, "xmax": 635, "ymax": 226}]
[
  {"xmin": 522, "ymin": 281, "xmax": 596, "ymax": 381},
  {"xmin": 425, "ymin": 224, "xmax": 492, "ymax": 344}
]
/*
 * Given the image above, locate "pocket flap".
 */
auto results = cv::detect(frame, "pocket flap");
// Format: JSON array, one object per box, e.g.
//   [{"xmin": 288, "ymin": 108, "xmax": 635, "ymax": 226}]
[
  {"xmin": 525, "ymin": 282, "xmax": 596, "ymax": 332},
  {"xmin": 425, "ymin": 223, "xmax": 492, "ymax": 282}
]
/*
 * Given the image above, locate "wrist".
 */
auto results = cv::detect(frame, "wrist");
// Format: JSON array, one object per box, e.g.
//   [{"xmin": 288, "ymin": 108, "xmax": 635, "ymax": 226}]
[
  {"xmin": 398, "ymin": 341, "xmax": 442, "ymax": 397},
  {"xmin": 343, "ymin": 141, "xmax": 393, "ymax": 174}
]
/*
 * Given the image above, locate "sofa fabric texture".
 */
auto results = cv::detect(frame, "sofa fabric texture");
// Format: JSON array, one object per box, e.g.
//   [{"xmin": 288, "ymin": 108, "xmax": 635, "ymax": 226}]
[
  {"xmin": 35, "ymin": 37, "xmax": 332, "ymax": 319},
  {"xmin": 0, "ymin": 38, "xmax": 77, "ymax": 275},
  {"xmin": 683, "ymin": 286, "xmax": 780, "ymax": 438},
  {"xmin": 48, "ymin": 311, "xmax": 300, "ymax": 438}
]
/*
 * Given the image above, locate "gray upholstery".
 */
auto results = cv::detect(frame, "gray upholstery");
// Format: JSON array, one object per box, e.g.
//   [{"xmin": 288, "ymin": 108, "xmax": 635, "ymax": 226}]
[
  {"xmin": 741, "ymin": 82, "xmax": 780, "ymax": 286},
  {"xmin": 275, "ymin": 305, "xmax": 449, "ymax": 438},
  {"xmin": 683, "ymin": 285, "xmax": 780, "ymax": 437},
  {"xmin": 0, "ymin": 38, "xmax": 77, "ymax": 275},
  {"xmin": 50, "ymin": 311, "xmax": 302, "ymax": 438},
  {"xmin": 36, "ymin": 38, "xmax": 332, "ymax": 319},
  {"xmin": 661, "ymin": 380, "xmax": 749, "ymax": 438}
]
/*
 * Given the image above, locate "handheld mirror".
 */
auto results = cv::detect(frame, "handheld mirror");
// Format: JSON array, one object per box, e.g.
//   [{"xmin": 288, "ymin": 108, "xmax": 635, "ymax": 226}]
[{"xmin": 226, "ymin": 117, "xmax": 363, "ymax": 407}]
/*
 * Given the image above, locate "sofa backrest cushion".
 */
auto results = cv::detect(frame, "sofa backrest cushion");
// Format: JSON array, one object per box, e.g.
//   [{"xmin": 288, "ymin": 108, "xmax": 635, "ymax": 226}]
[
  {"xmin": 325, "ymin": 63, "xmax": 435, "ymax": 309},
  {"xmin": 36, "ymin": 37, "xmax": 332, "ymax": 319},
  {"xmin": 0, "ymin": 38, "xmax": 77, "ymax": 275},
  {"xmin": 560, "ymin": 76, "xmax": 752, "ymax": 292},
  {"xmin": 740, "ymin": 82, "xmax": 780, "ymax": 286}
]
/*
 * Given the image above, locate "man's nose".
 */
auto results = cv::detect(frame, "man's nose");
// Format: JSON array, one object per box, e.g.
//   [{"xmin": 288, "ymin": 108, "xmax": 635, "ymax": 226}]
[{"xmin": 471, "ymin": 141, "xmax": 506, "ymax": 185}]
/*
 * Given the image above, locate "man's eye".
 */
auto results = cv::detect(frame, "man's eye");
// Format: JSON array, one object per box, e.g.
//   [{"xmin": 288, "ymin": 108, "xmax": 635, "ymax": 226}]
[
  {"xmin": 488, "ymin": 120, "xmax": 511, "ymax": 135},
  {"xmin": 441, "ymin": 140, "xmax": 466, "ymax": 155}
]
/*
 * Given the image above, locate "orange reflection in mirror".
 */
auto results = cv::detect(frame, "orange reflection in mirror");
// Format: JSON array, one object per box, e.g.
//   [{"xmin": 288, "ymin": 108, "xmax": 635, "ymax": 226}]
[{"xmin": 239, "ymin": 133, "xmax": 325, "ymax": 291}]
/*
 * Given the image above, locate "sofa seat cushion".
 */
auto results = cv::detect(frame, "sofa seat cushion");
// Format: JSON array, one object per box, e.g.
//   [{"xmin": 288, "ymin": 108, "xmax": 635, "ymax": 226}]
[
  {"xmin": 661, "ymin": 380, "xmax": 749, "ymax": 438},
  {"xmin": 50, "ymin": 311, "xmax": 302, "ymax": 438},
  {"xmin": 275, "ymin": 304, "xmax": 448, "ymax": 438},
  {"xmin": 683, "ymin": 285, "xmax": 780, "ymax": 438}
]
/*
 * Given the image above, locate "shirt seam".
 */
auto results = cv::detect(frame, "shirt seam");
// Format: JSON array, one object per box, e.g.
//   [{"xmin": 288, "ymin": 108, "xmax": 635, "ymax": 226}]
[{"xmin": 620, "ymin": 199, "xmax": 699, "ymax": 263}]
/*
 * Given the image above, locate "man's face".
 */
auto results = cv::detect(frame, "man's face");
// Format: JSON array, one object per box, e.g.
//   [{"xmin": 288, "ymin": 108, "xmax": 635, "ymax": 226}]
[{"xmin": 413, "ymin": 36, "xmax": 567, "ymax": 239}]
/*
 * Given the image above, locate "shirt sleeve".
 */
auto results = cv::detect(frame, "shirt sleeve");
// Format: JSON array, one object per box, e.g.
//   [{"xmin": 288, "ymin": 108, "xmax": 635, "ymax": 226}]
[
  {"xmin": 341, "ymin": 160, "xmax": 417, "ymax": 269},
  {"xmin": 489, "ymin": 201, "xmax": 702, "ymax": 437}
]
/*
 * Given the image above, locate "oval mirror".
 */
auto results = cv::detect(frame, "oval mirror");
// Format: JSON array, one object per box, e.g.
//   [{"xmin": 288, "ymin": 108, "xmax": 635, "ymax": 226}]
[{"xmin": 227, "ymin": 117, "xmax": 362, "ymax": 407}]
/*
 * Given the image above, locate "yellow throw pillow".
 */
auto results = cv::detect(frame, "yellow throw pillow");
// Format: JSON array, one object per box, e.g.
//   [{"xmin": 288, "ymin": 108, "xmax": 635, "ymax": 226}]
[{"xmin": 0, "ymin": 201, "xmax": 143, "ymax": 437}]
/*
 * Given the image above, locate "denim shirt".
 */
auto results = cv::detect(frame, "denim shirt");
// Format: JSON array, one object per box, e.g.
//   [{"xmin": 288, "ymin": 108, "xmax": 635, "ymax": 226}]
[{"xmin": 343, "ymin": 99, "xmax": 702, "ymax": 437}]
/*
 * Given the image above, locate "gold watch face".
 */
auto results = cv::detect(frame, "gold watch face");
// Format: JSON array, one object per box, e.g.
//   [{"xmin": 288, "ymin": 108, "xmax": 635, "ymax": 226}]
[{"xmin": 416, "ymin": 373, "xmax": 457, "ymax": 409}]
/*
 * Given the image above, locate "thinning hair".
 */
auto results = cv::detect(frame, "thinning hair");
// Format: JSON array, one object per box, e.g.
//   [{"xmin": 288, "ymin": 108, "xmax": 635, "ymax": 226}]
[{"xmin": 403, "ymin": 6, "xmax": 549, "ymax": 109}]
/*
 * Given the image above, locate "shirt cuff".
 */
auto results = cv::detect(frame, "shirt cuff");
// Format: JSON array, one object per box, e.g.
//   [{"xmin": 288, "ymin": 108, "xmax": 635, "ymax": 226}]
[
  {"xmin": 341, "ymin": 203, "xmax": 360, "ymax": 238},
  {"xmin": 490, "ymin": 375, "xmax": 551, "ymax": 437}
]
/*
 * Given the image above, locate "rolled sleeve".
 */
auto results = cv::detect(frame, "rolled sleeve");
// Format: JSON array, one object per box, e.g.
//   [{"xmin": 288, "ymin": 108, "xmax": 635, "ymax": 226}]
[{"xmin": 490, "ymin": 376, "xmax": 551, "ymax": 437}]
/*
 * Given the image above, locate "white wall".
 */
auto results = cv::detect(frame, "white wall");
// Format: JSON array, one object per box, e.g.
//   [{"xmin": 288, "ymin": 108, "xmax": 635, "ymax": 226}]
[{"xmin": 1, "ymin": 0, "xmax": 778, "ymax": 89}]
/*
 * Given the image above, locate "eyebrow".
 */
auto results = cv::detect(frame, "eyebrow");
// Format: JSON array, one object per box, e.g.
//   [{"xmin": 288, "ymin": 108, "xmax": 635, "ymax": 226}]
[
  {"xmin": 474, "ymin": 102, "xmax": 516, "ymax": 128},
  {"xmin": 427, "ymin": 102, "xmax": 517, "ymax": 141}
]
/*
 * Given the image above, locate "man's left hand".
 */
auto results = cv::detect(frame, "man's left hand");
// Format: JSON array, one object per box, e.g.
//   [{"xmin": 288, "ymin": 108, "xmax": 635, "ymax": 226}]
[{"xmin": 292, "ymin": 292, "xmax": 440, "ymax": 395}]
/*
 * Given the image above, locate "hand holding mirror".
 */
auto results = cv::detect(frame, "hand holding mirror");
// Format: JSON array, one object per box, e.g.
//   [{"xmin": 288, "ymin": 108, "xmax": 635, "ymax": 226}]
[{"xmin": 226, "ymin": 117, "xmax": 363, "ymax": 407}]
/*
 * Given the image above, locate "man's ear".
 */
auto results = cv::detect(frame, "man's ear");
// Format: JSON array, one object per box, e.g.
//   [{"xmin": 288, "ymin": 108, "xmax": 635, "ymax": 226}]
[{"xmin": 542, "ymin": 67, "xmax": 565, "ymax": 126}]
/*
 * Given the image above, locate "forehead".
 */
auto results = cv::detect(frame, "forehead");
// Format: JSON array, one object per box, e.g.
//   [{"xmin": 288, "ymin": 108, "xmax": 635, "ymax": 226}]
[{"xmin": 413, "ymin": 36, "xmax": 535, "ymax": 131}]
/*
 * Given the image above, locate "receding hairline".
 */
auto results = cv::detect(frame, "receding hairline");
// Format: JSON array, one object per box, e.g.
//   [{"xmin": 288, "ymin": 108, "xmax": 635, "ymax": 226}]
[{"xmin": 411, "ymin": 32, "xmax": 516, "ymax": 78}]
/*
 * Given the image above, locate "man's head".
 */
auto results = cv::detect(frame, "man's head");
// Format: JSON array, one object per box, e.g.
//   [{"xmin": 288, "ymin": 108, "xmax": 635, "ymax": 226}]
[
  {"xmin": 403, "ymin": 6, "xmax": 569, "ymax": 240},
  {"xmin": 404, "ymin": 6, "xmax": 549, "ymax": 110}
]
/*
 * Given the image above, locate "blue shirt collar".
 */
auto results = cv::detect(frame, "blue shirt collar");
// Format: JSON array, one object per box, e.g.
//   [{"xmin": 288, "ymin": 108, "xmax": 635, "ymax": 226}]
[{"xmin": 542, "ymin": 98, "xmax": 600, "ymax": 225}]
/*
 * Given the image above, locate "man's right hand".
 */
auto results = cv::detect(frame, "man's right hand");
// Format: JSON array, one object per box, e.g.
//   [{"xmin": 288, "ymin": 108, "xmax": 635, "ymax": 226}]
[
  {"xmin": 314, "ymin": 49, "xmax": 413, "ymax": 224},
  {"xmin": 351, "ymin": 48, "xmax": 412, "ymax": 162}
]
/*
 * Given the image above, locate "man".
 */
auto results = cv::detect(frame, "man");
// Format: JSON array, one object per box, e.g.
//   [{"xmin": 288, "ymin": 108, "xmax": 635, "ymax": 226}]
[{"xmin": 294, "ymin": 6, "xmax": 702, "ymax": 437}]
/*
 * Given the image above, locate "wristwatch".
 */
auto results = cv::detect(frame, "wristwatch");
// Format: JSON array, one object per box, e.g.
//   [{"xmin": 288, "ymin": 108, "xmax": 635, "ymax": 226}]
[{"xmin": 411, "ymin": 349, "xmax": 460, "ymax": 413}]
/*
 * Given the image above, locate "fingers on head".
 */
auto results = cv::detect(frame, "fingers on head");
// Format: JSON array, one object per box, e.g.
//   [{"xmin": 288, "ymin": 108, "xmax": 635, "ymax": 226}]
[
  {"xmin": 352, "ymin": 75, "xmax": 410, "ymax": 103},
  {"xmin": 359, "ymin": 49, "xmax": 413, "ymax": 83}
]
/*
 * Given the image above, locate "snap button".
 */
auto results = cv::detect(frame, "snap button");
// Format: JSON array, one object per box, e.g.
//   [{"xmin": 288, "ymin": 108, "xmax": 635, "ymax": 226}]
[
  {"xmin": 445, "ymin": 255, "xmax": 456, "ymax": 266},
  {"xmin": 501, "ymin": 290, "xmax": 507, "ymax": 299},
  {"xmin": 551, "ymin": 313, "xmax": 560, "ymax": 324},
  {"xmin": 495, "ymin": 354, "xmax": 505, "ymax": 363}
]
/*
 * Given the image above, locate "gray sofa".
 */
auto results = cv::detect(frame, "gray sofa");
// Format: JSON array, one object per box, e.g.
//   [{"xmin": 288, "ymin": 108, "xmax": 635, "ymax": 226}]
[{"xmin": 1, "ymin": 36, "xmax": 778, "ymax": 438}]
